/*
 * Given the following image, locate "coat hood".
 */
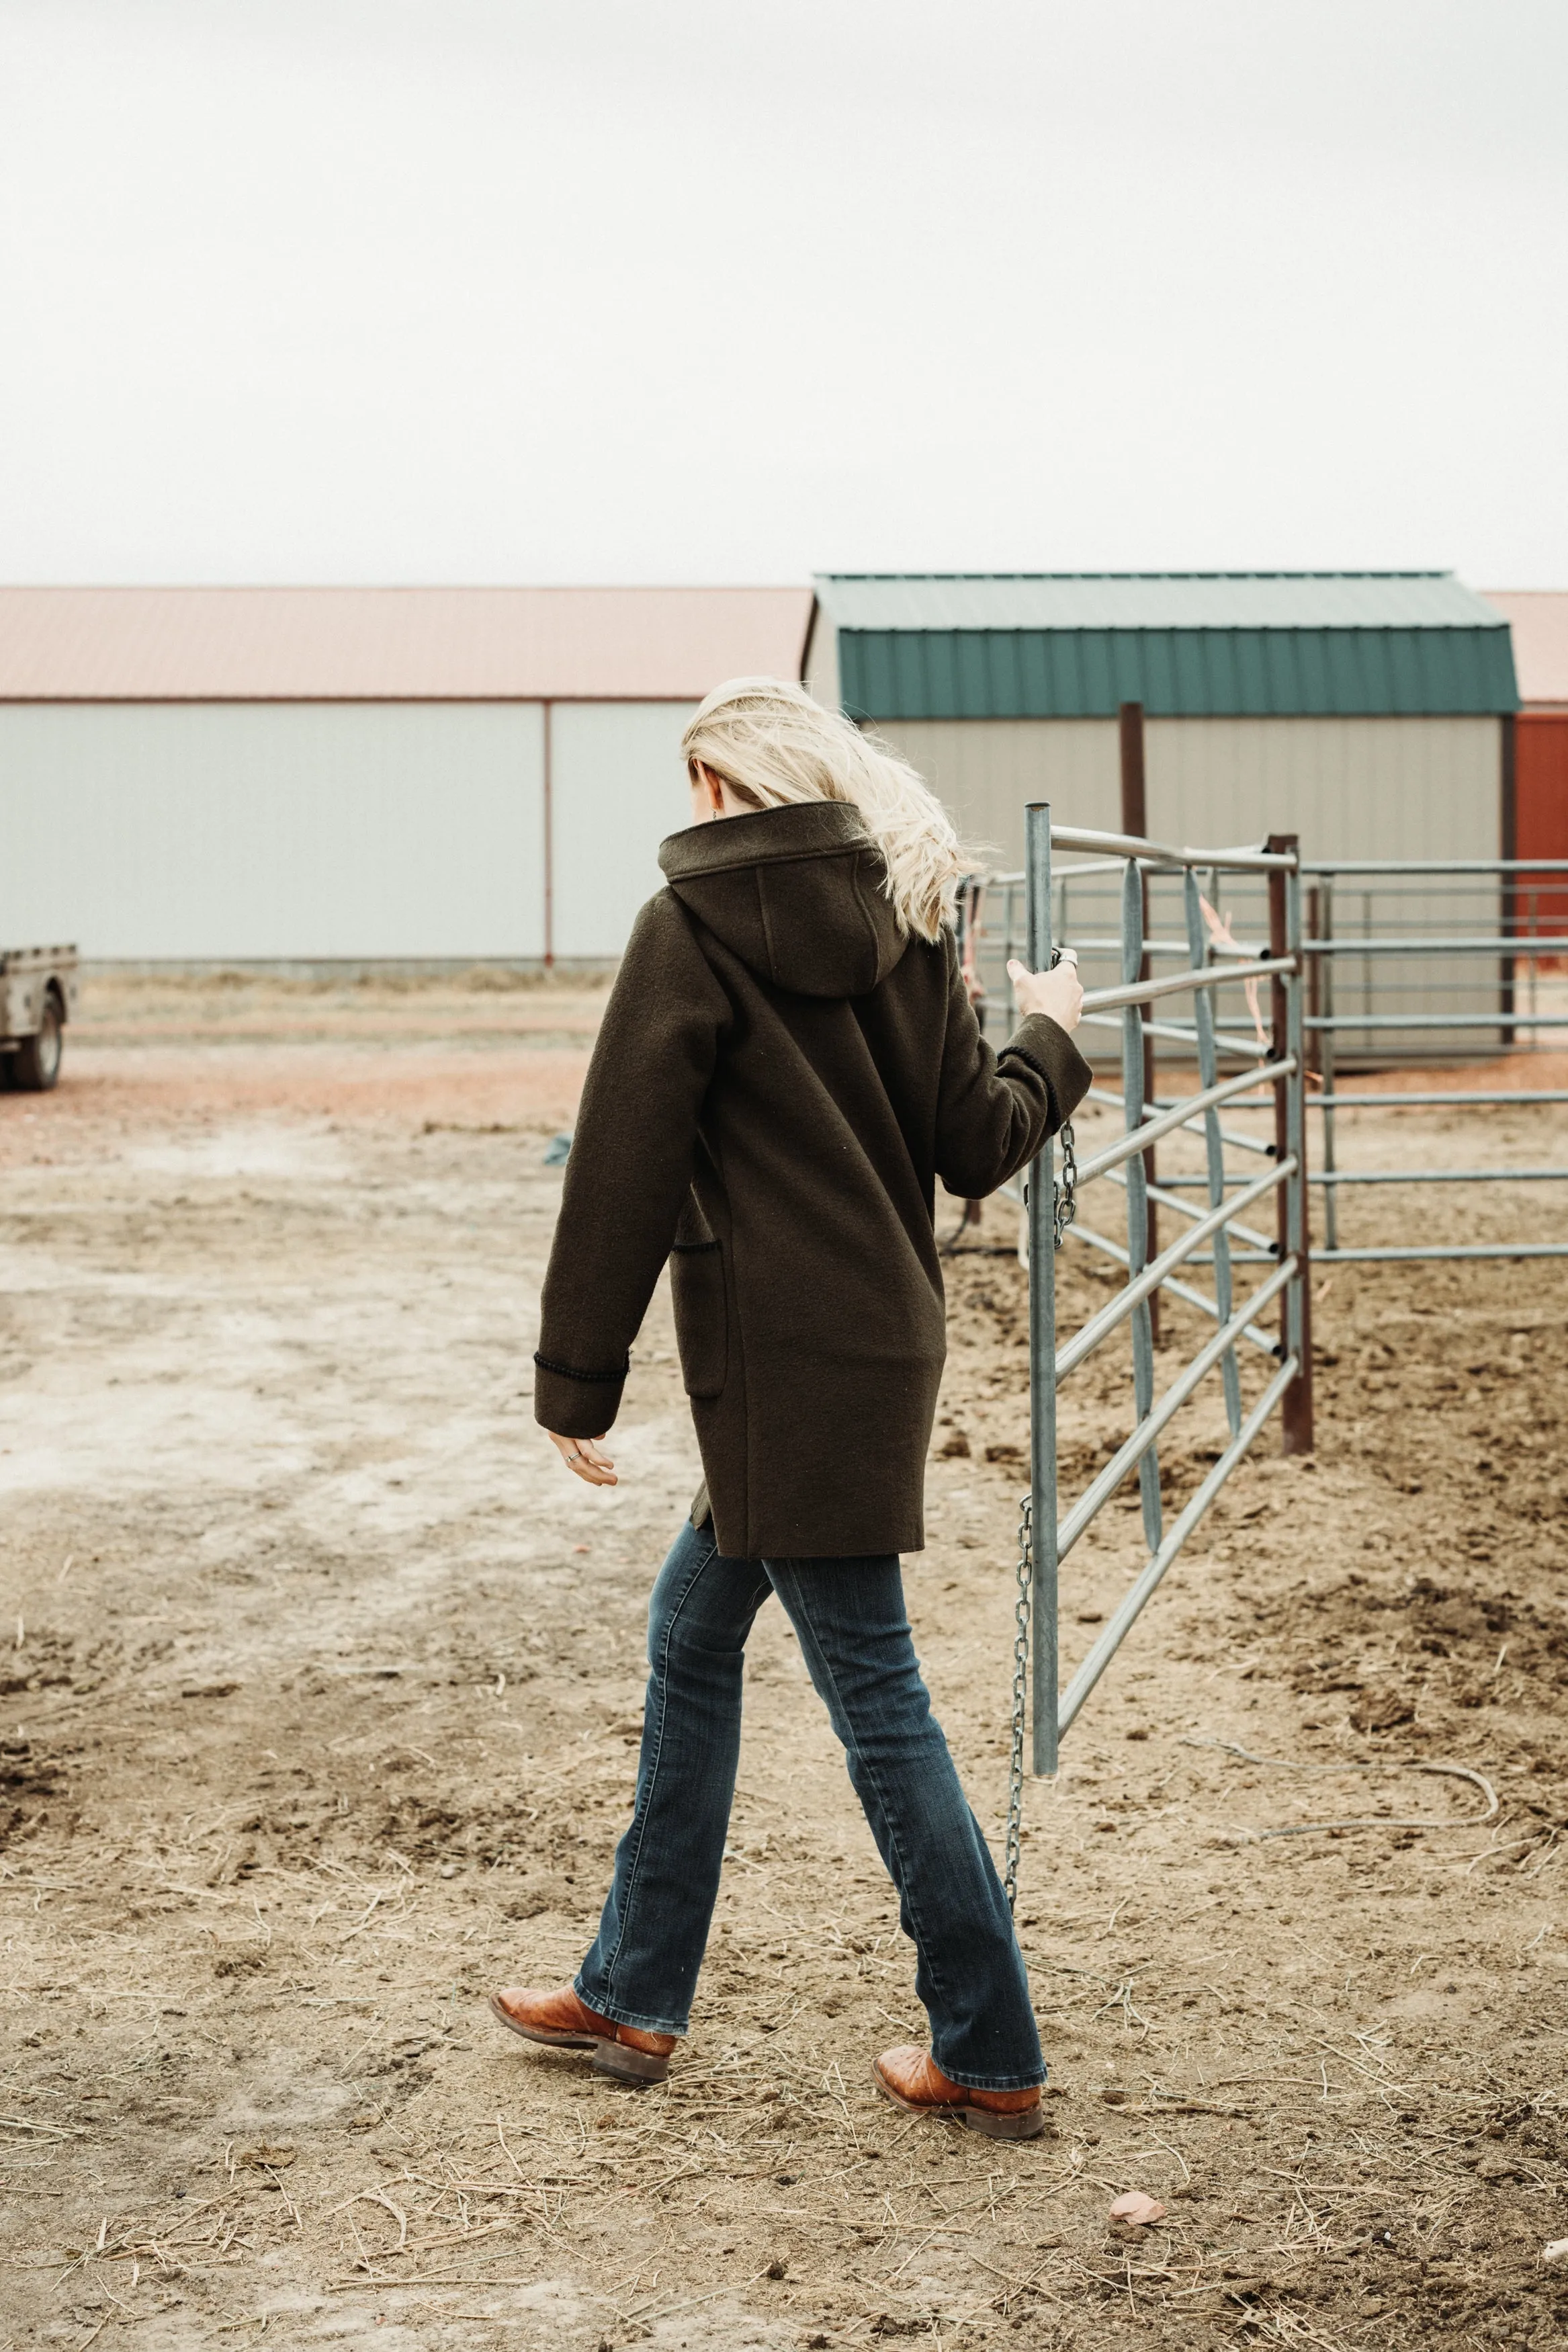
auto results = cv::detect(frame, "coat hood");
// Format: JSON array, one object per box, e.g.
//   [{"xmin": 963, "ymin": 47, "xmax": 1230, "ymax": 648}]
[{"xmin": 658, "ymin": 801, "xmax": 910, "ymax": 998}]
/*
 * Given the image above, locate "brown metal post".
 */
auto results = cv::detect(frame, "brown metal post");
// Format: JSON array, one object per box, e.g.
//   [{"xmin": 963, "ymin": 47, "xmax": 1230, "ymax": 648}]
[
  {"xmin": 1119, "ymin": 702, "xmax": 1158, "ymax": 1339},
  {"xmin": 1267, "ymin": 834, "xmax": 1313, "ymax": 1455},
  {"xmin": 1500, "ymin": 713, "xmax": 1516, "ymax": 1048}
]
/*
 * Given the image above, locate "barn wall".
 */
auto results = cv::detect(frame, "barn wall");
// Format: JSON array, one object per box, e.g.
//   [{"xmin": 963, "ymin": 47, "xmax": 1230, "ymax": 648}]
[
  {"xmin": 550, "ymin": 701, "xmax": 697, "ymax": 958},
  {"xmin": 865, "ymin": 718, "xmax": 1123, "ymax": 868},
  {"xmin": 876, "ymin": 714, "xmax": 1501, "ymax": 871},
  {"xmin": 803, "ymin": 616, "xmax": 839, "ymax": 712},
  {"xmin": 1145, "ymin": 716, "xmax": 1502, "ymax": 861},
  {"xmin": 1516, "ymin": 714, "xmax": 1568, "ymax": 862},
  {"xmin": 0, "ymin": 702, "xmax": 546, "ymax": 959},
  {"xmin": 1515, "ymin": 712, "xmax": 1568, "ymax": 941}
]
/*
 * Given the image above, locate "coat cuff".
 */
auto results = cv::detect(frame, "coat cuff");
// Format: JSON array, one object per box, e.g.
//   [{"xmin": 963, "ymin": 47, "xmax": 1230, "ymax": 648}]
[
  {"xmin": 533, "ymin": 1351, "xmax": 629, "ymax": 1437},
  {"xmin": 1000, "ymin": 1015, "xmax": 1094, "ymax": 1128}
]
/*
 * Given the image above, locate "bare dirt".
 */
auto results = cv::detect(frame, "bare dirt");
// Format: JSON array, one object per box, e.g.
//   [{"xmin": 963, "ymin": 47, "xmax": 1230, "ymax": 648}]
[{"xmin": 1, "ymin": 975, "xmax": 1565, "ymax": 2352}]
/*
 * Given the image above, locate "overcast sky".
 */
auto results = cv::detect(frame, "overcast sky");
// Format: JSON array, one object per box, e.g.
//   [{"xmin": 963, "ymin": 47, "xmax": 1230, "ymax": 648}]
[{"xmin": 1, "ymin": 0, "xmax": 1563, "ymax": 587}]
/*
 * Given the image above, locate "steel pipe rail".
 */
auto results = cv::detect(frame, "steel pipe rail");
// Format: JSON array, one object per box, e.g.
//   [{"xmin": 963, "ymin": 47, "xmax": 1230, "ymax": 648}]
[
  {"xmin": 1306, "ymin": 1011, "xmax": 1568, "ymax": 1032},
  {"xmin": 1057, "ymin": 1357, "xmax": 1300, "ymax": 1738},
  {"xmin": 1316, "ymin": 1243, "xmax": 1568, "ymax": 1262},
  {"xmin": 1055, "ymin": 1259, "xmax": 1298, "ymax": 1564},
  {"xmin": 1102, "ymin": 1167, "xmax": 1280, "ymax": 1255},
  {"xmin": 1081, "ymin": 956, "xmax": 1294, "ymax": 1016},
  {"xmin": 1086, "ymin": 1083, "xmax": 1278, "ymax": 1160},
  {"xmin": 1303, "ymin": 936, "xmax": 1568, "ymax": 956},
  {"xmin": 1054, "ymin": 1218, "xmax": 1281, "ymax": 1351},
  {"xmin": 1313, "ymin": 1090, "xmax": 1568, "ymax": 1109},
  {"xmin": 1056, "ymin": 1159, "xmax": 1296, "ymax": 1382},
  {"xmin": 1315, "ymin": 1167, "xmax": 1568, "ymax": 1185},
  {"xmin": 1077, "ymin": 1012, "xmax": 1277, "ymax": 1058},
  {"xmin": 1049, "ymin": 824, "xmax": 1298, "ymax": 871},
  {"xmin": 1072, "ymin": 1061, "xmax": 1293, "ymax": 1185},
  {"xmin": 1303, "ymin": 857, "xmax": 1568, "ymax": 875}
]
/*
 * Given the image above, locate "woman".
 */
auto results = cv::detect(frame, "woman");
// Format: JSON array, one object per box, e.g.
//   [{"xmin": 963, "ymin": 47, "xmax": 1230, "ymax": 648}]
[{"xmin": 491, "ymin": 679, "xmax": 1088, "ymax": 2141}]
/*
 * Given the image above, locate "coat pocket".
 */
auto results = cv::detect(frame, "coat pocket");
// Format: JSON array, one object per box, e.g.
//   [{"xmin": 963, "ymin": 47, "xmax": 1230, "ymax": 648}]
[{"xmin": 669, "ymin": 1241, "xmax": 728, "ymax": 1398}]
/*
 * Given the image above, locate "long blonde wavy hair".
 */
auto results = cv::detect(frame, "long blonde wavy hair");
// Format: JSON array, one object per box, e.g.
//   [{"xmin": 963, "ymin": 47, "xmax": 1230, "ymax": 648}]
[{"xmin": 681, "ymin": 678, "xmax": 970, "ymax": 942}]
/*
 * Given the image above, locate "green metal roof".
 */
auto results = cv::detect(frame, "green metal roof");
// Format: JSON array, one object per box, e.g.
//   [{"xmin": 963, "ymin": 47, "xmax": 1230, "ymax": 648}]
[{"xmin": 812, "ymin": 573, "xmax": 1519, "ymax": 720}]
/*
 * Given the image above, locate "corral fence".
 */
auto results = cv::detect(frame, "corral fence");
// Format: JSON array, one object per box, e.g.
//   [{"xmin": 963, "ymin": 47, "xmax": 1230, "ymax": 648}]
[
  {"xmin": 961, "ymin": 850, "xmax": 1568, "ymax": 1269},
  {"xmin": 954, "ymin": 828, "xmax": 1567, "ymax": 1891},
  {"xmin": 957, "ymin": 806, "xmax": 1313, "ymax": 1900},
  {"xmin": 1301, "ymin": 856, "xmax": 1568, "ymax": 1264}
]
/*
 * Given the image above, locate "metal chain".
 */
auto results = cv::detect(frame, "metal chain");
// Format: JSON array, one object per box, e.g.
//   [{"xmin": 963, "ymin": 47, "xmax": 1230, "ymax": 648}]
[
  {"xmin": 1053, "ymin": 1119, "xmax": 1078, "ymax": 1249},
  {"xmin": 1003, "ymin": 1492, "xmax": 1032, "ymax": 1914}
]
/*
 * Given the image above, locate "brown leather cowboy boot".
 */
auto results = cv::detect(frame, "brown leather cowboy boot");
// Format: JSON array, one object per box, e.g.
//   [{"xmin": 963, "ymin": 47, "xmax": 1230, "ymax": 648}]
[
  {"xmin": 874, "ymin": 2044, "xmax": 1045, "ymax": 2140},
  {"xmin": 489, "ymin": 1983, "xmax": 677, "ymax": 2085}
]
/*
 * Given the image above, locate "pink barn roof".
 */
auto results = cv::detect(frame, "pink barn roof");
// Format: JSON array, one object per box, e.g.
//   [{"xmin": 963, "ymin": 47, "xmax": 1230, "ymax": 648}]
[
  {"xmin": 0, "ymin": 585, "xmax": 813, "ymax": 701},
  {"xmin": 1483, "ymin": 591, "xmax": 1568, "ymax": 709}
]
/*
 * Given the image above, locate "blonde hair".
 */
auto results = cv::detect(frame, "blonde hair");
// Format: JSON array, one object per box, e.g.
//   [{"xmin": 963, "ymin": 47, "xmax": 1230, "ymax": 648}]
[{"xmin": 681, "ymin": 678, "xmax": 969, "ymax": 942}]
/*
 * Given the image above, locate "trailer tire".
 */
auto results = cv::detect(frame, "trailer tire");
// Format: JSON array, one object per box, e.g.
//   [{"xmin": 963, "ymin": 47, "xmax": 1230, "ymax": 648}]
[{"xmin": 12, "ymin": 993, "xmax": 63, "ymax": 1091}]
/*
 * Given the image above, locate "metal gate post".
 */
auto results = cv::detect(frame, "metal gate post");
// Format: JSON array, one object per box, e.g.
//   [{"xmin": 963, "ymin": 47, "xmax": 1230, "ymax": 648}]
[
  {"xmin": 1268, "ymin": 836, "xmax": 1314, "ymax": 1453},
  {"xmin": 1025, "ymin": 802, "xmax": 1060, "ymax": 1776},
  {"xmin": 1319, "ymin": 876, "xmax": 1338, "ymax": 1255},
  {"xmin": 1121, "ymin": 857, "xmax": 1163, "ymax": 1548},
  {"xmin": 1183, "ymin": 869, "xmax": 1242, "ymax": 1436}
]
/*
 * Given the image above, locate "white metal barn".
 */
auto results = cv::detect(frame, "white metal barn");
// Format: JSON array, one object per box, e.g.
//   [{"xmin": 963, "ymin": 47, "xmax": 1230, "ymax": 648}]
[
  {"xmin": 0, "ymin": 587, "xmax": 811, "ymax": 964},
  {"xmin": 805, "ymin": 573, "xmax": 1520, "ymax": 867}
]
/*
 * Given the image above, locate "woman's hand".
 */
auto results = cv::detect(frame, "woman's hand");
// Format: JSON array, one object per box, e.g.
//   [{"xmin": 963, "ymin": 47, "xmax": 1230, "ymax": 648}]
[
  {"xmin": 1007, "ymin": 952, "xmax": 1083, "ymax": 1033},
  {"xmin": 548, "ymin": 1431, "xmax": 618, "ymax": 1486}
]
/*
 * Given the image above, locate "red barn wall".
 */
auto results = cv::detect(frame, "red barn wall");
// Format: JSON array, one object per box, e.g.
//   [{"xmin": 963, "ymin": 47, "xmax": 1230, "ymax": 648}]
[{"xmin": 1515, "ymin": 712, "xmax": 1568, "ymax": 940}]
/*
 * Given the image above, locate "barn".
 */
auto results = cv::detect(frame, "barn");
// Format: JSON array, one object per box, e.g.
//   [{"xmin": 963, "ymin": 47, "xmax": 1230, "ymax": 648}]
[
  {"xmin": 0, "ymin": 586, "xmax": 810, "ymax": 966},
  {"xmin": 1483, "ymin": 591, "xmax": 1568, "ymax": 937},
  {"xmin": 804, "ymin": 573, "xmax": 1520, "ymax": 868}
]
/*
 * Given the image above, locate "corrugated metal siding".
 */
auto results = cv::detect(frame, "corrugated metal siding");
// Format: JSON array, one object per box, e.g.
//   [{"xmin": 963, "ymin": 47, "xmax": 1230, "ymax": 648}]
[
  {"xmin": 1516, "ymin": 718, "xmax": 1568, "ymax": 934},
  {"xmin": 0, "ymin": 703, "xmax": 546, "ymax": 958},
  {"xmin": 840, "ymin": 626, "xmax": 1518, "ymax": 721},
  {"xmin": 551, "ymin": 702, "xmax": 697, "ymax": 959},
  {"xmin": 877, "ymin": 714, "xmax": 1499, "ymax": 870},
  {"xmin": 868, "ymin": 720, "xmax": 1122, "ymax": 872},
  {"xmin": 1143, "ymin": 716, "xmax": 1501, "ymax": 860},
  {"xmin": 889, "ymin": 714, "xmax": 1504, "ymax": 1054},
  {"xmin": 818, "ymin": 572, "xmax": 1504, "ymax": 632}
]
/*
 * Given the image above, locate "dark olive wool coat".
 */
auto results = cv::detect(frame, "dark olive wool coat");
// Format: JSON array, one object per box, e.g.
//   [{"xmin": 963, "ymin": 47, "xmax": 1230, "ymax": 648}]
[{"xmin": 533, "ymin": 800, "xmax": 1091, "ymax": 1560}]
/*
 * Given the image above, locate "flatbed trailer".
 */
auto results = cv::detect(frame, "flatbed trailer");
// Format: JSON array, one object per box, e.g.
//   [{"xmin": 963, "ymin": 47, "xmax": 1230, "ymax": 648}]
[{"xmin": 1, "ymin": 946, "xmax": 78, "ymax": 1091}]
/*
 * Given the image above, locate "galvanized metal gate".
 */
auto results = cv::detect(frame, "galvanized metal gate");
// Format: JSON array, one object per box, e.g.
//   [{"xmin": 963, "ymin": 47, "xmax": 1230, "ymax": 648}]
[{"xmin": 977, "ymin": 808, "xmax": 1313, "ymax": 1860}]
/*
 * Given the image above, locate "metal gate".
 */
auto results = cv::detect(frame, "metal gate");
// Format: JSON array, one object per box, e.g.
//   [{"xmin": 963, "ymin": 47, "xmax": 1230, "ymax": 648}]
[{"xmin": 965, "ymin": 806, "xmax": 1313, "ymax": 1829}]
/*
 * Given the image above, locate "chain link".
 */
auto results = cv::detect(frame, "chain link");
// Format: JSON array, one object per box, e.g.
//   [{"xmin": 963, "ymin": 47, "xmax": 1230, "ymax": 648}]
[
  {"xmin": 1053, "ymin": 1119, "xmax": 1078, "ymax": 1249},
  {"xmin": 1010, "ymin": 954, "xmax": 1072, "ymax": 1909},
  {"xmin": 1003, "ymin": 1492, "xmax": 1032, "ymax": 1914},
  {"xmin": 1008, "ymin": 1114, "xmax": 1070, "ymax": 1914}
]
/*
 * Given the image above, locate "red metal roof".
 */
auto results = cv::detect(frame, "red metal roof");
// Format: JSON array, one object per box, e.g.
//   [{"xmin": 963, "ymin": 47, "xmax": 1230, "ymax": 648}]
[
  {"xmin": 0, "ymin": 585, "xmax": 812, "ymax": 701},
  {"xmin": 1483, "ymin": 592, "xmax": 1568, "ymax": 708}
]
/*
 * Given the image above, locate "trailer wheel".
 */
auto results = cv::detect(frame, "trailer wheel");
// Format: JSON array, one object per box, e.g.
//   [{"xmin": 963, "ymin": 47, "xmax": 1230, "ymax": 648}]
[{"xmin": 12, "ymin": 993, "xmax": 63, "ymax": 1091}]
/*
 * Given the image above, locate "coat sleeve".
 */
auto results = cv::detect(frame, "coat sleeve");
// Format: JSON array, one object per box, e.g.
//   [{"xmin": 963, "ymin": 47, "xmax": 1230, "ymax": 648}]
[
  {"xmin": 533, "ymin": 892, "xmax": 729, "ymax": 1437},
  {"xmin": 933, "ymin": 934, "xmax": 1092, "ymax": 1200}
]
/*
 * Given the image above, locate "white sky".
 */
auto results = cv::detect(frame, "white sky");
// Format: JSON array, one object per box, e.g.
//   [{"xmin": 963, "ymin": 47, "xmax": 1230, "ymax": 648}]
[{"xmin": 1, "ymin": 0, "xmax": 1564, "ymax": 587}]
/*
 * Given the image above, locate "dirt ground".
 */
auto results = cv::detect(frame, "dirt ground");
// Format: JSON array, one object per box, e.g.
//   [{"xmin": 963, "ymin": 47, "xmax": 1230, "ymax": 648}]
[{"xmin": 1, "ymin": 974, "xmax": 1565, "ymax": 2352}]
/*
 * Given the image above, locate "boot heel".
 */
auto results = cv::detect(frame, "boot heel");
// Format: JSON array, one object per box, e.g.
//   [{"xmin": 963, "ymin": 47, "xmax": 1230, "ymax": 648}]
[
  {"xmin": 592, "ymin": 2038, "xmax": 670, "ymax": 2086},
  {"xmin": 961, "ymin": 2101, "xmax": 1045, "ymax": 2141}
]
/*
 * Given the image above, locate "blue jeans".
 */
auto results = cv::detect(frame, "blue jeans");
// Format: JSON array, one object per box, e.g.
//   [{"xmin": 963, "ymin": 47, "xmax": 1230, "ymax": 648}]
[{"xmin": 575, "ymin": 1519, "xmax": 1044, "ymax": 2092}]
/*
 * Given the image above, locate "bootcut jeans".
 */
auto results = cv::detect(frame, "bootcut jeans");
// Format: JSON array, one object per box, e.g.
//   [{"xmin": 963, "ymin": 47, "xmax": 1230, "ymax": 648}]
[{"xmin": 575, "ymin": 1517, "xmax": 1044, "ymax": 2092}]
